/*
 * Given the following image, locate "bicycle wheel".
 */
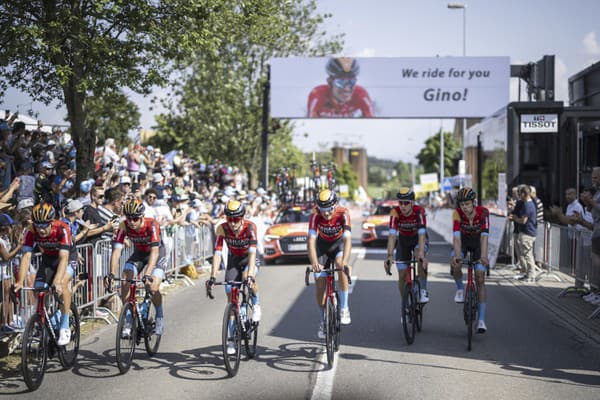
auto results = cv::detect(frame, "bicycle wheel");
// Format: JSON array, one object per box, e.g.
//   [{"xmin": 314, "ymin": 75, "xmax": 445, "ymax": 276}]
[
  {"xmin": 464, "ymin": 286, "xmax": 476, "ymax": 351},
  {"xmin": 222, "ymin": 303, "xmax": 241, "ymax": 377},
  {"xmin": 21, "ymin": 314, "xmax": 47, "ymax": 391},
  {"xmin": 143, "ymin": 301, "xmax": 162, "ymax": 357},
  {"xmin": 324, "ymin": 297, "xmax": 335, "ymax": 367},
  {"xmin": 333, "ymin": 291, "xmax": 341, "ymax": 352},
  {"xmin": 243, "ymin": 302, "xmax": 258, "ymax": 359},
  {"xmin": 402, "ymin": 283, "xmax": 416, "ymax": 345},
  {"xmin": 116, "ymin": 302, "xmax": 137, "ymax": 374},
  {"xmin": 413, "ymin": 280, "xmax": 423, "ymax": 332},
  {"xmin": 58, "ymin": 303, "xmax": 80, "ymax": 369}
]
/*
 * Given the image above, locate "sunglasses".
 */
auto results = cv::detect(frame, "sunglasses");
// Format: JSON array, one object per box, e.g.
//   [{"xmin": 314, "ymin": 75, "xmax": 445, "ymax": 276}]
[
  {"xmin": 96, "ymin": 194, "xmax": 105, "ymax": 199},
  {"xmin": 332, "ymin": 78, "xmax": 357, "ymax": 89},
  {"xmin": 126, "ymin": 216, "xmax": 142, "ymax": 223},
  {"xmin": 147, "ymin": 195, "xmax": 156, "ymax": 200},
  {"xmin": 227, "ymin": 217, "xmax": 243, "ymax": 223},
  {"xmin": 399, "ymin": 201, "xmax": 412, "ymax": 206},
  {"xmin": 34, "ymin": 222, "xmax": 50, "ymax": 229},
  {"xmin": 318, "ymin": 206, "xmax": 335, "ymax": 213}
]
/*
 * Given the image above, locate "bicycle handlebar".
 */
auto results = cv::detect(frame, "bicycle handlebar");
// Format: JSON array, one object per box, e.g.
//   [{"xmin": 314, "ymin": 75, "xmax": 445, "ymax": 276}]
[
  {"xmin": 304, "ymin": 266, "xmax": 352, "ymax": 286},
  {"xmin": 205, "ymin": 280, "xmax": 247, "ymax": 300},
  {"xmin": 385, "ymin": 258, "xmax": 423, "ymax": 276}
]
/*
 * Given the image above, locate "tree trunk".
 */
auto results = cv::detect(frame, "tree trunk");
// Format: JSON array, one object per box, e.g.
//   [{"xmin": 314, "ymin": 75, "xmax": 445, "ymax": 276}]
[{"xmin": 64, "ymin": 82, "xmax": 93, "ymax": 189}]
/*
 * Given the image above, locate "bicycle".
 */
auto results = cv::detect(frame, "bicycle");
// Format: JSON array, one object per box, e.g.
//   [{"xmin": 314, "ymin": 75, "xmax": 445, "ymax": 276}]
[
  {"xmin": 206, "ymin": 279, "xmax": 259, "ymax": 377},
  {"xmin": 458, "ymin": 252, "xmax": 479, "ymax": 351},
  {"xmin": 19, "ymin": 275, "xmax": 84, "ymax": 391},
  {"xmin": 108, "ymin": 275, "xmax": 162, "ymax": 374},
  {"xmin": 304, "ymin": 259, "xmax": 351, "ymax": 368},
  {"xmin": 385, "ymin": 257, "xmax": 424, "ymax": 345}
]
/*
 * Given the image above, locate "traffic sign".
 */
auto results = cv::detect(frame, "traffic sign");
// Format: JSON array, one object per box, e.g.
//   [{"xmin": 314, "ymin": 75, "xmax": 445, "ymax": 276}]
[{"xmin": 442, "ymin": 178, "xmax": 452, "ymax": 191}]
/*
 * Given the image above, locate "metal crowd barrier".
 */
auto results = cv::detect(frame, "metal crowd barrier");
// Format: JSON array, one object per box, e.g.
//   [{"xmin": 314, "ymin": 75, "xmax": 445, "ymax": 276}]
[{"xmin": 1, "ymin": 223, "xmax": 215, "ymax": 339}]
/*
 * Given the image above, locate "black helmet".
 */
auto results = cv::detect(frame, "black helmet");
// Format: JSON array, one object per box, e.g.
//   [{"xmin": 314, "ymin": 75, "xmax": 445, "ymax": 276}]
[
  {"xmin": 316, "ymin": 189, "xmax": 338, "ymax": 209},
  {"xmin": 123, "ymin": 198, "xmax": 145, "ymax": 216},
  {"xmin": 396, "ymin": 187, "xmax": 415, "ymax": 201},
  {"xmin": 224, "ymin": 200, "xmax": 245, "ymax": 218},
  {"xmin": 326, "ymin": 57, "xmax": 359, "ymax": 78},
  {"xmin": 32, "ymin": 203, "xmax": 56, "ymax": 223},
  {"xmin": 456, "ymin": 187, "xmax": 477, "ymax": 203}
]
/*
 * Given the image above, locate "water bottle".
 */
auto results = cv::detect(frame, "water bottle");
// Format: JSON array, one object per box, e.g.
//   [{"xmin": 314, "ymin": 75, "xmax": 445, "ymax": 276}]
[
  {"xmin": 140, "ymin": 300, "xmax": 149, "ymax": 320},
  {"xmin": 240, "ymin": 303, "xmax": 247, "ymax": 323}
]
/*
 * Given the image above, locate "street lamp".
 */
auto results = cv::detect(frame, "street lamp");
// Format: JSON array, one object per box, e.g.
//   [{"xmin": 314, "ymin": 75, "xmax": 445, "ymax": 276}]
[{"xmin": 448, "ymin": 3, "xmax": 467, "ymax": 191}]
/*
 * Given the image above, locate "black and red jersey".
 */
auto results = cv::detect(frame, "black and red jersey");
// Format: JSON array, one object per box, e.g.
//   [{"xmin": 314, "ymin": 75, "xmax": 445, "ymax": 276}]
[
  {"xmin": 307, "ymin": 85, "xmax": 374, "ymax": 118},
  {"xmin": 453, "ymin": 206, "xmax": 490, "ymax": 238},
  {"xmin": 23, "ymin": 220, "xmax": 72, "ymax": 256},
  {"xmin": 214, "ymin": 220, "xmax": 258, "ymax": 257},
  {"xmin": 308, "ymin": 206, "xmax": 351, "ymax": 242},
  {"xmin": 113, "ymin": 217, "xmax": 161, "ymax": 253},
  {"xmin": 389, "ymin": 204, "xmax": 427, "ymax": 237}
]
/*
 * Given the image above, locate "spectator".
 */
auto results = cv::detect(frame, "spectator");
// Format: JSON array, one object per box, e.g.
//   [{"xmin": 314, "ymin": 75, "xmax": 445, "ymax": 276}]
[
  {"xmin": 510, "ymin": 185, "xmax": 537, "ymax": 282},
  {"xmin": 589, "ymin": 167, "xmax": 600, "ymax": 303},
  {"xmin": 102, "ymin": 138, "xmax": 119, "ymax": 167},
  {"xmin": 578, "ymin": 187, "xmax": 598, "ymax": 303},
  {"xmin": 549, "ymin": 187, "xmax": 586, "ymax": 287},
  {"xmin": 77, "ymin": 178, "xmax": 95, "ymax": 206},
  {"xmin": 0, "ymin": 213, "xmax": 22, "ymax": 332},
  {"xmin": 508, "ymin": 185, "xmax": 524, "ymax": 268},
  {"xmin": 82, "ymin": 186, "xmax": 118, "ymax": 244},
  {"xmin": 530, "ymin": 185, "xmax": 544, "ymax": 225},
  {"xmin": 16, "ymin": 163, "xmax": 35, "ymax": 202},
  {"xmin": 119, "ymin": 175, "xmax": 132, "ymax": 197},
  {"xmin": 34, "ymin": 161, "xmax": 55, "ymax": 206},
  {"xmin": 126, "ymin": 143, "xmax": 141, "ymax": 183}
]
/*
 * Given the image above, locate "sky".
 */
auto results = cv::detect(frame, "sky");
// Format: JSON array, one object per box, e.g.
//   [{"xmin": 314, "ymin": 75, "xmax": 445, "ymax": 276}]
[{"xmin": 2, "ymin": 0, "xmax": 600, "ymax": 163}]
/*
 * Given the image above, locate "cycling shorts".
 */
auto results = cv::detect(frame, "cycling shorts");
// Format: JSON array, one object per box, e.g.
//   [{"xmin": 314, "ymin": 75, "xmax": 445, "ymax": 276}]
[
  {"xmin": 123, "ymin": 247, "xmax": 167, "ymax": 280},
  {"xmin": 225, "ymin": 253, "xmax": 261, "ymax": 283},
  {"xmin": 34, "ymin": 255, "xmax": 75, "ymax": 288}
]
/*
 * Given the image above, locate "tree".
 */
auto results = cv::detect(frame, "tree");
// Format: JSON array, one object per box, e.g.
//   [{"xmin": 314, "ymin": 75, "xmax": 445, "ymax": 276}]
[
  {"xmin": 151, "ymin": 0, "xmax": 343, "ymax": 184},
  {"xmin": 336, "ymin": 162, "xmax": 359, "ymax": 200},
  {"xmin": 84, "ymin": 91, "xmax": 140, "ymax": 148},
  {"xmin": 0, "ymin": 1, "xmax": 281, "ymax": 183},
  {"xmin": 416, "ymin": 130, "xmax": 461, "ymax": 179}
]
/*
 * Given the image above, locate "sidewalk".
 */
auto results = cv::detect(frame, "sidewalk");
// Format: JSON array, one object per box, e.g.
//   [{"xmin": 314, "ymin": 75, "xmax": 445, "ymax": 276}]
[{"xmin": 493, "ymin": 263, "xmax": 600, "ymax": 348}]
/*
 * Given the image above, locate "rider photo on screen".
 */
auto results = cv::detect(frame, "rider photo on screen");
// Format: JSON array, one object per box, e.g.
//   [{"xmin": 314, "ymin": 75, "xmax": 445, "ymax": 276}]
[{"xmin": 306, "ymin": 57, "xmax": 375, "ymax": 118}]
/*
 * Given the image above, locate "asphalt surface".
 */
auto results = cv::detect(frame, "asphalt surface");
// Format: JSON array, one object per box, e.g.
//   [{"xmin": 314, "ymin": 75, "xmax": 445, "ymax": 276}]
[{"xmin": 1, "ymin": 229, "xmax": 600, "ymax": 399}]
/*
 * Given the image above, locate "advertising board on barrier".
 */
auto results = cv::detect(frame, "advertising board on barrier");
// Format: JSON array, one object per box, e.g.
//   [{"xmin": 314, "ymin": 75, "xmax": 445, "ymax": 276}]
[{"xmin": 270, "ymin": 56, "xmax": 510, "ymax": 118}]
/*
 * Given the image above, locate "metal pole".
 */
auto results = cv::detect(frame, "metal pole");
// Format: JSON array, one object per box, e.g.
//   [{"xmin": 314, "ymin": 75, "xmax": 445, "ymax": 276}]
[
  {"xmin": 440, "ymin": 123, "xmax": 444, "ymax": 191},
  {"xmin": 261, "ymin": 66, "xmax": 271, "ymax": 188}
]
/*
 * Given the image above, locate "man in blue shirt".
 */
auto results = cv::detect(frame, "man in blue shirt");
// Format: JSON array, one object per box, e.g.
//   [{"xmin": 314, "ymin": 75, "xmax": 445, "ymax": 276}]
[{"xmin": 510, "ymin": 185, "xmax": 537, "ymax": 282}]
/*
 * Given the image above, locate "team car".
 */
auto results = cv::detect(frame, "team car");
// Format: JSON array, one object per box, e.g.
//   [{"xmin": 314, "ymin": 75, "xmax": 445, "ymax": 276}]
[
  {"xmin": 361, "ymin": 200, "xmax": 397, "ymax": 246},
  {"xmin": 263, "ymin": 205, "xmax": 312, "ymax": 264}
]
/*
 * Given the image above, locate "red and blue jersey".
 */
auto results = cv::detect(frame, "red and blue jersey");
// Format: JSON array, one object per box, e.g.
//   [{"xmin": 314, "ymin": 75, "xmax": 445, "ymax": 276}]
[
  {"xmin": 113, "ymin": 217, "xmax": 162, "ymax": 253},
  {"xmin": 307, "ymin": 85, "xmax": 374, "ymax": 118},
  {"xmin": 214, "ymin": 220, "xmax": 258, "ymax": 257},
  {"xmin": 23, "ymin": 220, "xmax": 72, "ymax": 256},
  {"xmin": 308, "ymin": 206, "xmax": 351, "ymax": 242},
  {"xmin": 389, "ymin": 205, "xmax": 427, "ymax": 237},
  {"xmin": 453, "ymin": 206, "xmax": 490, "ymax": 238}
]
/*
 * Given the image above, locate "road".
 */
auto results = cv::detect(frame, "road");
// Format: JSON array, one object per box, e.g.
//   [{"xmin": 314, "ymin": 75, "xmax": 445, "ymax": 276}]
[{"xmin": 2, "ymin": 231, "xmax": 600, "ymax": 399}]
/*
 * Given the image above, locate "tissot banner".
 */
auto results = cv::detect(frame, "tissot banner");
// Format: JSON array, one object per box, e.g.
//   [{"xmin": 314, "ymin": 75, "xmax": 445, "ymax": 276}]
[{"xmin": 270, "ymin": 57, "xmax": 509, "ymax": 118}]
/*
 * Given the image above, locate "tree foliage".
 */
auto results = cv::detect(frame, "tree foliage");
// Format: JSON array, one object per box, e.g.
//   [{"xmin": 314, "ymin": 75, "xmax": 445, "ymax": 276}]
[
  {"xmin": 336, "ymin": 162, "xmax": 359, "ymax": 200},
  {"xmin": 84, "ymin": 91, "xmax": 140, "ymax": 148},
  {"xmin": 0, "ymin": 0, "xmax": 296, "ymax": 183},
  {"xmin": 150, "ymin": 0, "xmax": 343, "ymax": 186},
  {"xmin": 416, "ymin": 130, "xmax": 461, "ymax": 179}
]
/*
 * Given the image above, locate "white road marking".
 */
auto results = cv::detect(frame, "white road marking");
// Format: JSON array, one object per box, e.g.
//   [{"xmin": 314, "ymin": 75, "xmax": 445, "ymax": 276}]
[{"xmin": 311, "ymin": 351, "xmax": 338, "ymax": 400}]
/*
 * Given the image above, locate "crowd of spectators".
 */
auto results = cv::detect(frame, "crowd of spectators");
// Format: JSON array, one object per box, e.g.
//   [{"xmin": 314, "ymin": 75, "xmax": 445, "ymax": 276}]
[{"xmin": 0, "ymin": 114, "xmax": 279, "ymax": 332}]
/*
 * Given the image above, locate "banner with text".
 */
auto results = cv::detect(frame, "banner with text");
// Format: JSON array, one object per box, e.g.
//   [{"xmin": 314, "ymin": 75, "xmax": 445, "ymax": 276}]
[{"xmin": 270, "ymin": 56, "xmax": 510, "ymax": 118}]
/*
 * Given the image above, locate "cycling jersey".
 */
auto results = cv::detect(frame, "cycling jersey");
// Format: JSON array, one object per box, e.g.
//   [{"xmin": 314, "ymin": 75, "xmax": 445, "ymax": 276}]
[
  {"xmin": 23, "ymin": 220, "xmax": 71, "ymax": 256},
  {"xmin": 307, "ymin": 85, "xmax": 374, "ymax": 118},
  {"xmin": 308, "ymin": 206, "xmax": 351, "ymax": 242},
  {"xmin": 389, "ymin": 205, "xmax": 427, "ymax": 237},
  {"xmin": 113, "ymin": 217, "xmax": 162, "ymax": 253},
  {"xmin": 452, "ymin": 206, "xmax": 490, "ymax": 238},
  {"xmin": 214, "ymin": 220, "xmax": 258, "ymax": 257}
]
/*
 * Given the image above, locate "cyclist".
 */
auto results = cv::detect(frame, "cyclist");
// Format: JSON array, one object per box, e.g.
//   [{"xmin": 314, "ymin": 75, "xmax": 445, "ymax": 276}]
[
  {"xmin": 207, "ymin": 200, "xmax": 261, "ymax": 355},
  {"xmin": 307, "ymin": 57, "xmax": 374, "ymax": 118},
  {"xmin": 108, "ymin": 198, "xmax": 167, "ymax": 337},
  {"xmin": 308, "ymin": 189, "xmax": 352, "ymax": 339},
  {"xmin": 451, "ymin": 187, "xmax": 490, "ymax": 333},
  {"xmin": 13, "ymin": 203, "xmax": 74, "ymax": 345},
  {"xmin": 385, "ymin": 187, "xmax": 429, "ymax": 305}
]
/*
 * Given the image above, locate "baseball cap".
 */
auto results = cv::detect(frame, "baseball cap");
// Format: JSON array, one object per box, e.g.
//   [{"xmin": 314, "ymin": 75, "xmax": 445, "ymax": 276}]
[
  {"xmin": 0, "ymin": 213, "xmax": 14, "ymax": 226},
  {"xmin": 80, "ymin": 179, "xmax": 95, "ymax": 194},
  {"xmin": 47, "ymin": 139, "xmax": 56, "ymax": 146},
  {"xmin": 153, "ymin": 173, "xmax": 163, "ymax": 182},
  {"xmin": 41, "ymin": 161, "xmax": 54, "ymax": 169},
  {"xmin": 256, "ymin": 187, "xmax": 267, "ymax": 195},
  {"xmin": 120, "ymin": 176, "xmax": 132, "ymax": 184},
  {"xmin": 64, "ymin": 199, "xmax": 84, "ymax": 214},
  {"xmin": 192, "ymin": 199, "xmax": 201, "ymax": 208},
  {"xmin": 17, "ymin": 198, "xmax": 35, "ymax": 211}
]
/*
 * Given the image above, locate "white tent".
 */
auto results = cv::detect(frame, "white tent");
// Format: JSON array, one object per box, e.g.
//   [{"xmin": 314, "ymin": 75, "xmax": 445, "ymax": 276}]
[{"xmin": 14, "ymin": 113, "xmax": 53, "ymax": 133}]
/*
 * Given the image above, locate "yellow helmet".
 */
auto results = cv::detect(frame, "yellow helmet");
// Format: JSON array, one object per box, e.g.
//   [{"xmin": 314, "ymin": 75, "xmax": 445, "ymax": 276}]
[
  {"xmin": 225, "ymin": 200, "xmax": 245, "ymax": 218},
  {"xmin": 396, "ymin": 187, "xmax": 415, "ymax": 201},
  {"xmin": 123, "ymin": 198, "xmax": 145, "ymax": 216},
  {"xmin": 32, "ymin": 203, "xmax": 56, "ymax": 223},
  {"xmin": 316, "ymin": 189, "xmax": 337, "ymax": 209}
]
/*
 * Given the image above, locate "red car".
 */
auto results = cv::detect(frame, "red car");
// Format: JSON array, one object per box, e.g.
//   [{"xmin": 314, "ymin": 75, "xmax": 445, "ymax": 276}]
[
  {"xmin": 263, "ymin": 205, "xmax": 312, "ymax": 264},
  {"xmin": 361, "ymin": 200, "xmax": 396, "ymax": 246}
]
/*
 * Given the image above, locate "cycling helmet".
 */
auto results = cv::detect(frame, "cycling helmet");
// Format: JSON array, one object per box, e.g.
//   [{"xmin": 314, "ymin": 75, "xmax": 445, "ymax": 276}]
[
  {"xmin": 224, "ymin": 200, "xmax": 245, "ymax": 218},
  {"xmin": 316, "ymin": 189, "xmax": 338, "ymax": 209},
  {"xmin": 326, "ymin": 57, "xmax": 359, "ymax": 78},
  {"xmin": 396, "ymin": 187, "xmax": 415, "ymax": 201},
  {"xmin": 32, "ymin": 203, "xmax": 56, "ymax": 223},
  {"xmin": 123, "ymin": 198, "xmax": 145, "ymax": 216},
  {"xmin": 456, "ymin": 187, "xmax": 477, "ymax": 203}
]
